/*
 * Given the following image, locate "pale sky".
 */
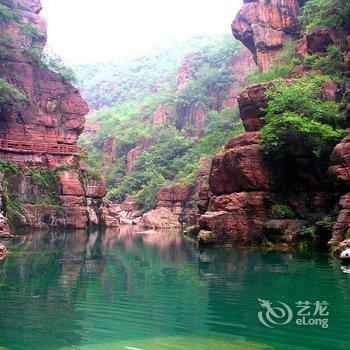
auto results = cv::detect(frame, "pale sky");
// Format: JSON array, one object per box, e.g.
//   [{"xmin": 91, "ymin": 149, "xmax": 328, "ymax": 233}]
[{"xmin": 41, "ymin": 0, "xmax": 242, "ymax": 64}]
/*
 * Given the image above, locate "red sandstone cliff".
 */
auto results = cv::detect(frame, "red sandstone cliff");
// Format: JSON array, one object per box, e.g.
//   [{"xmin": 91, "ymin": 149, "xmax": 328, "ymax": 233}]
[
  {"xmin": 190, "ymin": 0, "xmax": 350, "ymax": 247},
  {"xmin": 0, "ymin": 0, "xmax": 117, "ymax": 233},
  {"xmin": 232, "ymin": 0, "xmax": 305, "ymax": 71}
]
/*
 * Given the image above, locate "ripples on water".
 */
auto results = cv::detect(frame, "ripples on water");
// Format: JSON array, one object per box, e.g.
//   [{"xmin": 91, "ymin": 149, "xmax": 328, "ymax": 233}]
[{"xmin": 0, "ymin": 226, "xmax": 349, "ymax": 350}]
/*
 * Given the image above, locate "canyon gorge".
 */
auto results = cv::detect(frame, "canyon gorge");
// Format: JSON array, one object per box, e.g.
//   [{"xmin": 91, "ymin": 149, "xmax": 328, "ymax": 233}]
[{"xmin": 0, "ymin": 0, "xmax": 349, "ymax": 258}]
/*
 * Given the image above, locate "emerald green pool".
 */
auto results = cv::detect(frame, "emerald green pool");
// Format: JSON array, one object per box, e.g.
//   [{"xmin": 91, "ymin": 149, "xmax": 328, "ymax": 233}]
[{"xmin": 0, "ymin": 227, "xmax": 349, "ymax": 350}]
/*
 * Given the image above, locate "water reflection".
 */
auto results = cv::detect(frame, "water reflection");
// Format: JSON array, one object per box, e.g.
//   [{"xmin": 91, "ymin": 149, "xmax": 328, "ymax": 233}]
[{"xmin": 0, "ymin": 228, "xmax": 349, "ymax": 350}]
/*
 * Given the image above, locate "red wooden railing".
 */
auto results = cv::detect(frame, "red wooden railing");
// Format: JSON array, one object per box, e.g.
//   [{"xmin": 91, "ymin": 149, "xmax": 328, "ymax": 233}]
[{"xmin": 0, "ymin": 139, "xmax": 87, "ymax": 156}]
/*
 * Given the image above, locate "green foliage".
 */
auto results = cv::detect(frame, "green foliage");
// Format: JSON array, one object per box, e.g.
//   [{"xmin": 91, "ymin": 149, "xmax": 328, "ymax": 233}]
[
  {"xmin": 81, "ymin": 168, "xmax": 102, "ymax": 181},
  {"xmin": 75, "ymin": 34, "xmax": 234, "ymax": 109},
  {"xmin": 25, "ymin": 48, "xmax": 76, "ymax": 83},
  {"xmin": 19, "ymin": 23, "xmax": 42, "ymax": 40},
  {"xmin": 80, "ymin": 35, "xmax": 244, "ymax": 210},
  {"xmin": 0, "ymin": 4, "xmax": 19, "ymax": 22},
  {"xmin": 0, "ymin": 77, "xmax": 27, "ymax": 110},
  {"xmin": 0, "ymin": 159, "xmax": 19, "ymax": 174},
  {"xmin": 53, "ymin": 163, "xmax": 72, "ymax": 172},
  {"xmin": 270, "ymin": 204, "xmax": 295, "ymax": 219},
  {"xmin": 262, "ymin": 112, "xmax": 344, "ymax": 158},
  {"xmin": 107, "ymin": 123, "xmax": 241, "ymax": 211},
  {"xmin": 303, "ymin": 45, "xmax": 346, "ymax": 78},
  {"xmin": 261, "ymin": 77, "xmax": 345, "ymax": 158},
  {"xmin": 265, "ymin": 77, "xmax": 344, "ymax": 127},
  {"xmin": 43, "ymin": 51, "xmax": 77, "ymax": 83},
  {"xmin": 0, "ymin": 32, "xmax": 15, "ymax": 60},
  {"xmin": 345, "ymin": 231, "xmax": 350, "ymax": 239},
  {"xmin": 175, "ymin": 36, "xmax": 239, "ymax": 109},
  {"xmin": 5, "ymin": 189, "xmax": 24, "ymax": 226},
  {"xmin": 29, "ymin": 169, "xmax": 62, "ymax": 208},
  {"xmin": 299, "ymin": 226, "xmax": 317, "ymax": 239},
  {"xmin": 136, "ymin": 175, "xmax": 167, "ymax": 212},
  {"xmin": 299, "ymin": 0, "xmax": 350, "ymax": 31}
]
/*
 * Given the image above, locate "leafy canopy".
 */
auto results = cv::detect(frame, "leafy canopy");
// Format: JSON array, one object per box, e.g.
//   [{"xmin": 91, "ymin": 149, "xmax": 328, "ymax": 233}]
[{"xmin": 299, "ymin": 0, "xmax": 350, "ymax": 31}]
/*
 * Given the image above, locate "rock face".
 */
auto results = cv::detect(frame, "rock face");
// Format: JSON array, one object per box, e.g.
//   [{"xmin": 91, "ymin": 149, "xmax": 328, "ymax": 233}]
[
  {"xmin": 155, "ymin": 160, "xmax": 211, "ymax": 226},
  {"xmin": 194, "ymin": 0, "xmax": 350, "ymax": 246},
  {"xmin": 209, "ymin": 132, "xmax": 270, "ymax": 195},
  {"xmin": 125, "ymin": 137, "xmax": 155, "ymax": 173},
  {"xmin": 195, "ymin": 80, "xmax": 345, "ymax": 245},
  {"xmin": 224, "ymin": 47, "xmax": 256, "ymax": 108},
  {"xmin": 151, "ymin": 49, "xmax": 255, "ymax": 224},
  {"xmin": 2, "ymin": 167, "xmax": 109, "ymax": 229},
  {"xmin": 176, "ymin": 53, "xmax": 198, "ymax": 92},
  {"xmin": 157, "ymin": 184, "xmax": 200, "ymax": 225},
  {"xmin": 0, "ymin": 0, "xmax": 112, "ymax": 230},
  {"xmin": 237, "ymin": 82, "xmax": 276, "ymax": 131},
  {"xmin": 329, "ymin": 134, "xmax": 350, "ymax": 243},
  {"xmin": 0, "ymin": 0, "xmax": 89, "ymax": 149},
  {"xmin": 152, "ymin": 104, "xmax": 172, "ymax": 125},
  {"xmin": 232, "ymin": 0, "xmax": 303, "ymax": 71}
]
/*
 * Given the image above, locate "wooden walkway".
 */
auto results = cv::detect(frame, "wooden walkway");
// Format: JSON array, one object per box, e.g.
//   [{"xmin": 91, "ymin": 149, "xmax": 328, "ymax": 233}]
[{"xmin": 0, "ymin": 139, "xmax": 86, "ymax": 156}]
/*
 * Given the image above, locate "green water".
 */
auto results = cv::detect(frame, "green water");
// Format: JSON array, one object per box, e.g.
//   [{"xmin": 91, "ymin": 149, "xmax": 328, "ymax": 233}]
[{"xmin": 0, "ymin": 227, "xmax": 349, "ymax": 350}]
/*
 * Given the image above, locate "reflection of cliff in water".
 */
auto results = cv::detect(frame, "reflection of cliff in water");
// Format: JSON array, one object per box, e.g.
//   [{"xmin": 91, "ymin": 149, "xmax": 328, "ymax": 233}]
[
  {"xmin": 0, "ymin": 227, "xmax": 202, "ymax": 349},
  {"xmin": 1, "ymin": 228, "xmax": 349, "ymax": 350}
]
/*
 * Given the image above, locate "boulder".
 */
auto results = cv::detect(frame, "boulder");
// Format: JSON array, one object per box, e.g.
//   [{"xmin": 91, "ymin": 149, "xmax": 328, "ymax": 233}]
[
  {"xmin": 100, "ymin": 200, "xmax": 120, "ymax": 227},
  {"xmin": 139, "ymin": 208, "xmax": 181, "ymax": 229},
  {"xmin": 237, "ymin": 82, "xmax": 275, "ymax": 131},
  {"xmin": 306, "ymin": 27, "xmax": 336, "ymax": 54},
  {"xmin": 264, "ymin": 219, "xmax": 308, "ymax": 243},
  {"xmin": 209, "ymin": 132, "xmax": 270, "ymax": 195},
  {"xmin": 198, "ymin": 192, "xmax": 267, "ymax": 245}
]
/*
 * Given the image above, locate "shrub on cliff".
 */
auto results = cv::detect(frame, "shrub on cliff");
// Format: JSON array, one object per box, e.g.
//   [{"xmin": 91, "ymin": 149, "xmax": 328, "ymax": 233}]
[
  {"xmin": 19, "ymin": 23, "xmax": 43, "ymax": 40},
  {"xmin": 303, "ymin": 45, "xmax": 346, "ymax": 78},
  {"xmin": 270, "ymin": 205, "xmax": 295, "ymax": 219},
  {"xmin": 261, "ymin": 113, "xmax": 343, "ymax": 158},
  {"xmin": 261, "ymin": 77, "xmax": 345, "ymax": 158},
  {"xmin": 0, "ymin": 78, "xmax": 27, "ymax": 110},
  {"xmin": 300, "ymin": 0, "xmax": 350, "ymax": 31},
  {"xmin": 25, "ymin": 48, "xmax": 76, "ymax": 83},
  {"xmin": 265, "ymin": 77, "xmax": 344, "ymax": 128}
]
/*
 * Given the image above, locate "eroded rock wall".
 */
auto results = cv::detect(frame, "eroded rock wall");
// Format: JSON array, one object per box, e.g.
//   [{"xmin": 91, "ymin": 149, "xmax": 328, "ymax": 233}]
[
  {"xmin": 232, "ymin": 0, "xmax": 304, "ymax": 71},
  {"xmin": 194, "ymin": 0, "xmax": 350, "ymax": 246},
  {"xmin": 0, "ymin": 0, "xmax": 113, "ymax": 231}
]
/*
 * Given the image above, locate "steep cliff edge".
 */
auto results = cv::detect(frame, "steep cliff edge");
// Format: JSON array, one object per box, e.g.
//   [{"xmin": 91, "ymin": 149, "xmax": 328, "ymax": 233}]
[
  {"xmin": 193, "ymin": 0, "xmax": 350, "ymax": 248},
  {"xmin": 0, "ymin": 0, "xmax": 115, "ymax": 234},
  {"xmin": 232, "ymin": 0, "xmax": 305, "ymax": 71}
]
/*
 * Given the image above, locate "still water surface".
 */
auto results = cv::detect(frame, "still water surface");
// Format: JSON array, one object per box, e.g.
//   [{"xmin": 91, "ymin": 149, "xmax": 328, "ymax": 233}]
[{"xmin": 0, "ymin": 227, "xmax": 349, "ymax": 350}]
